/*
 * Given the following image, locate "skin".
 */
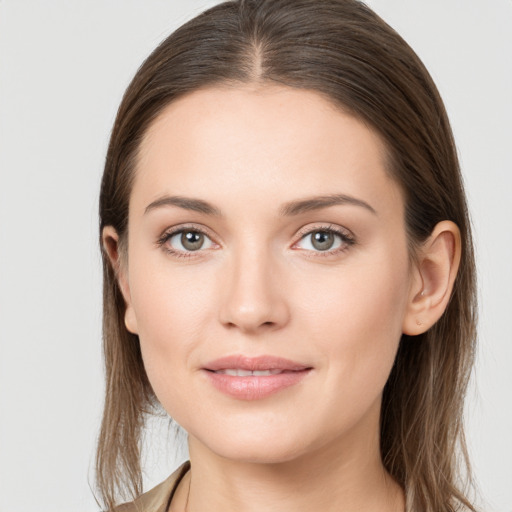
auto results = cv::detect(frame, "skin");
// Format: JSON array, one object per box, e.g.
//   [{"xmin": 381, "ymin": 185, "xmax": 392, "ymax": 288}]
[{"xmin": 103, "ymin": 84, "xmax": 461, "ymax": 512}]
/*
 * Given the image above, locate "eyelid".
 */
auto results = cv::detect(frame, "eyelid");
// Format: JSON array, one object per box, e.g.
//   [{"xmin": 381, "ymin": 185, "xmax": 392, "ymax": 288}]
[
  {"xmin": 155, "ymin": 222, "xmax": 356, "ymax": 258},
  {"xmin": 292, "ymin": 223, "xmax": 356, "ymax": 255},
  {"xmin": 156, "ymin": 223, "xmax": 220, "ymax": 256},
  {"xmin": 294, "ymin": 223, "xmax": 354, "ymax": 240}
]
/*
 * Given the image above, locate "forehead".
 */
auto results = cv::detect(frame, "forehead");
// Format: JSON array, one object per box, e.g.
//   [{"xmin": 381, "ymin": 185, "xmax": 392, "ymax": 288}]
[{"xmin": 133, "ymin": 84, "xmax": 403, "ymax": 219}]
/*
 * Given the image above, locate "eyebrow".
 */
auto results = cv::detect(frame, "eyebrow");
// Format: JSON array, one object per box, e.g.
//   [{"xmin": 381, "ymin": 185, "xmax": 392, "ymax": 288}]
[
  {"xmin": 145, "ymin": 195, "xmax": 222, "ymax": 216},
  {"xmin": 279, "ymin": 194, "xmax": 377, "ymax": 216},
  {"xmin": 144, "ymin": 193, "xmax": 376, "ymax": 217}
]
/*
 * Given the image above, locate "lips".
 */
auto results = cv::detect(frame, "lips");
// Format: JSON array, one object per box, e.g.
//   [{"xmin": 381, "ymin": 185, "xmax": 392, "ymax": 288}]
[
  {"xmin": 202, "ymin": 355, "xmax": 313, "ymax": 400},
  {"xmin": 214, "ymin": 369, "xmax": 284, "ymax": 376},
  {"xmin": 204, "ymin": 354, "xmax": 311, "ymax": 372}
]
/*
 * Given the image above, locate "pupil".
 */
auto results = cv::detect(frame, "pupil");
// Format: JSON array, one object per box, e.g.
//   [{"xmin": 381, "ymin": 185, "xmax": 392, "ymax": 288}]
[
  {"xmin": 181, "ymin": 231, "xmax": 204, "ymax": 251},
  {"xmin": 312, "ymin": 231, "xmax": 334, "ymax": 251}
]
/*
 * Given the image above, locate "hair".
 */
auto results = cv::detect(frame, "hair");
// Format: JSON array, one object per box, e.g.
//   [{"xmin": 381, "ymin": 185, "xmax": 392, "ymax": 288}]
[{"xmin": 96, "ymin": 1, "xmax": 478, "ymax": 511}]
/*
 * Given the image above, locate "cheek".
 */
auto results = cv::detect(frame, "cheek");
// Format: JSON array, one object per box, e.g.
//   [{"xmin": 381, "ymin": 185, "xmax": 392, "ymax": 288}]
[
  {"xmin": 128, "ymin": 256, "xmax": 218, "ymax": 387},
  {"xmin": 293, "ymin": 250, "xmax": 410, "ymax": 404},
  {"xmin": 297, "ymin": 251, "xmax": 409, "ymax": 338},
  {"xmin": 127, "ymin": 234, "xmax": 411, "ymax": 438}
]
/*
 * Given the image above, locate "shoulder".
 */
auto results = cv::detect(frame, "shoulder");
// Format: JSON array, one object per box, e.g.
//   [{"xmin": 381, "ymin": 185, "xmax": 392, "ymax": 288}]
[{"xmin": 115, "ymin": 461, "xmax": 190, "ymax": 512}]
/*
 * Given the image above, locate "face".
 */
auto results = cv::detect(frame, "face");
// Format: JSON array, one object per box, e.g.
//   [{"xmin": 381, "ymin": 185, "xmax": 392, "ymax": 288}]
[{"xmin": 118, "ymin": 85, "xmax": 416, "ymax": 464}]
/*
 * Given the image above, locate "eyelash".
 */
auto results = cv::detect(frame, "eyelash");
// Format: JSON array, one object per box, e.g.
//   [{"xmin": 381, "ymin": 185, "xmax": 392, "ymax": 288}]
[
  {"xmin": 156, "ymin": 224, "xmax": 215, "ymax": 259},
  {"xmin": 293, "ymin": 224, "xmax": 356, "ymax": 258},
  {"xmin": 156, "ymin": 224, "xmax": 356, "ymax": 259}
]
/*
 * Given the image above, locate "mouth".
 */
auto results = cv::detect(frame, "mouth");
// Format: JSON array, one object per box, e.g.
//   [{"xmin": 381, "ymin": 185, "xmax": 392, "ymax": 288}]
[
  {"xmin": 210, "ymin": 369, "xmax": 289, "ymax": 376},
  {"xmin": 203, "ymin": 354, "xmax": 311, "ymax": 372},
  {"xmin": 202, "ymin": 355, "xmax": 313, "ymax": 400}
]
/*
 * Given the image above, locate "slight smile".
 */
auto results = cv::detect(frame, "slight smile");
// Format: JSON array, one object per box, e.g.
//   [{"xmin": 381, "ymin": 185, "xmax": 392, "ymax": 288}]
[{"xmin": 202, "ymin": 355, "xmax": 313, "ymax": 400}]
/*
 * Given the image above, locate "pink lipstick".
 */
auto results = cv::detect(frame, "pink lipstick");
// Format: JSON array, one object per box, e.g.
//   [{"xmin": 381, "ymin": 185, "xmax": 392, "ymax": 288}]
[{"xmin": 202, "ymin": 355, "xmax": 313, "ymax": 400}]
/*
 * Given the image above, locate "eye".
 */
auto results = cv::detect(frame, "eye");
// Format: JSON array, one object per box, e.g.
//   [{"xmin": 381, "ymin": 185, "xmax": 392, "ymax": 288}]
[
  {"xmin": 158, "ymin": 227, "xmax": 215, "ymax": 255},
  {"xmin": 294, "ymin": 226, "xmax": 355, "ymax": 254}
]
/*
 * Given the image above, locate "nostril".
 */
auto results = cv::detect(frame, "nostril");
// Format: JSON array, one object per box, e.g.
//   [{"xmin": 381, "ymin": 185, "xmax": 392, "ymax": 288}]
[{"xmin": 218, "ymin": 285, "xmax": 291, "ymax": 332}]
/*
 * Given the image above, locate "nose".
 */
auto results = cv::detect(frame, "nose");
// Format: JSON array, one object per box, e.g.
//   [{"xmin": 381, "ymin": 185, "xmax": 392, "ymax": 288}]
[{"xmin": 218, "ymin": 246, "xmax": 290, "ymax": 334}]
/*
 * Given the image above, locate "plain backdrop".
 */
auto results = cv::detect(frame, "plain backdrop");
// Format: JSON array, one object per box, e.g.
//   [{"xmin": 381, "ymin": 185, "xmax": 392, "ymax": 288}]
[{"xmin": 0, "ymin": 1, "xmax": 511, "ymax": 511}]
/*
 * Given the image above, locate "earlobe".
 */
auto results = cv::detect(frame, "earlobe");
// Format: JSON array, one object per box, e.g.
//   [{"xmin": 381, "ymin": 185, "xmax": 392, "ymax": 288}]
[
  {"xmin": 402, "ymin": 221, "xmax": 461, "ymax": 335},
  {"xmin": 123, "ymin": 306, "xmax": 139, "ymax": 335},
  {"xmin": 101, "ymin": 226, "xmax": 139, "ymax": 335}
]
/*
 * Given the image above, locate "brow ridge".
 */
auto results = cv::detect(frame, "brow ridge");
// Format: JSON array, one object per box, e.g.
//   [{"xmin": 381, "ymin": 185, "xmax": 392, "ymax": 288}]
[
  {"xmin": 280, "ymin": 194, "xmax": 377, "ymax": 216},
  {"xmin": 144, "ymin": 195, "xmax": 222, "ymax": 216},
  {"xmin": 144, "ymin": 193, "xmax": 376, "ymax": 217}
]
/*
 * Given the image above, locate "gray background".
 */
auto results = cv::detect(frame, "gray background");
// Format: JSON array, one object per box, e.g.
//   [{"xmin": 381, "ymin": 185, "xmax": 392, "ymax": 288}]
[{"xmin": 0, "ymin": 1, "xmax": 511, "ymax": 511}]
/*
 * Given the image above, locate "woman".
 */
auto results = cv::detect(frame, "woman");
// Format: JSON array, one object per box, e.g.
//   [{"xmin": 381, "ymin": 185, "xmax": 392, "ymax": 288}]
[{"xmin": 96, "ymin": 0, "xmax": 477, "ymax": 511}]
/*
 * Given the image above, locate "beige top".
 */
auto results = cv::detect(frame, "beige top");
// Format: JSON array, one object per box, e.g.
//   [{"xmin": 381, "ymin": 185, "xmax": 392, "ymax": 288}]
[{"xmin": 116, "ymin": 461, "xmax": 191, "ymax": 512}]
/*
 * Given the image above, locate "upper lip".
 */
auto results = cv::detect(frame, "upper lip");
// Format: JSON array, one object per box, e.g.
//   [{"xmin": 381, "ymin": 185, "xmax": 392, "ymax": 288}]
[{"xmin": 203, "ymin": 355, "xmax": 311, "ymax": 372}]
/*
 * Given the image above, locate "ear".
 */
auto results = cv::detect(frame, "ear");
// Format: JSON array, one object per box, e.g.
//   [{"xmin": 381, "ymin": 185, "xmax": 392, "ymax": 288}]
[
  {"xmin": 102, "ymin": 226, "xmax": 139, "ymax": 335},
  {"xmin": 402, "ymin": 220, "xmax": 461, "ymax": 335}
]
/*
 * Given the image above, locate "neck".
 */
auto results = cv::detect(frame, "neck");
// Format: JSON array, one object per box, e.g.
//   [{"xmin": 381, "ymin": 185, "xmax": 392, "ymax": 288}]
[{"xmin": 175, "ymin": 414, "xmax": 404, "ymax": 512}]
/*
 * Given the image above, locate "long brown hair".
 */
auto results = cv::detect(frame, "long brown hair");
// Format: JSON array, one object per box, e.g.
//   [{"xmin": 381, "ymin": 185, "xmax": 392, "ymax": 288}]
[{"xmin": 96, "ymin": 1, "xmax": 478, "ymax": 510}]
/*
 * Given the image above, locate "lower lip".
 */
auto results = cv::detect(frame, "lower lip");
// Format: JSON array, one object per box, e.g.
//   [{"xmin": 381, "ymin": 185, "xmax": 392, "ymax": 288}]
[{"xmin": 203, "ymin": 369, "xmax": 312, "ymax": 400}]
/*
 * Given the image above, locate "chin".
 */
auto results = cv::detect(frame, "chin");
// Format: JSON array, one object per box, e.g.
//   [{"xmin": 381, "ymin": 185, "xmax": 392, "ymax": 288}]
[
  {"xmin": 188, "ymin": 420, "xmax": 322, "ymax": 466},
  {"xmin": 209, "ymin": 440, "xmax": 308, "ymax": 465}
]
